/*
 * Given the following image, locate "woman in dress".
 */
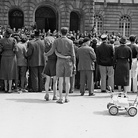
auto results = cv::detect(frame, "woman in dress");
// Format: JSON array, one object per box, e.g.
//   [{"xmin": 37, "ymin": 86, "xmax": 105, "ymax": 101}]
[
  {"xmin": 114, "ymin": 36, "xmax": 132, "ymax": 95},
  {"xmin": 0, "ymin": 28, "xmax": 18, "ymax": 93},
  {"xmin": 43, "ymin": 36, "xmax": 57, "ymax": 101}
]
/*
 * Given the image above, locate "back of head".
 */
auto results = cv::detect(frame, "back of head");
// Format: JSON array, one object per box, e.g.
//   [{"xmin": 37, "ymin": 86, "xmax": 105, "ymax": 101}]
[
  {"xmin": 120, "ymin": 36, "xmax": 127, "ymax": 44},
  {"xmin": 110, "ymin": 39, "xmax": 115, "ymax": 44},
  {"xmin": 101, "ymin": 34, "xmax": 107, "ymax": 41},
  {"xmin": 92, "ymin": 38, "xmax": 97, "ymax": 44},
  {"xmin": 21, "ymin": 34, "xmax": 28, "ymax": 43},
  {"xmin": 5, "ymin": 28, "xmax": 13, "ymax": 38},
  {"xmin": 82, "ymin": 37, "xmax": 90, "ymax": 44},
  {"xmin": 79, "ymin": 38, "xmax": 84, "ymax": 46},
  {"xmin": 34, "ymin": 30, "xmax": 40, "ymax": 37},
  {"xmin": 60, "ymin": 27, "xmax": 68, "ymax": 36},
  {"xmin": 129, "ymin": 35, "xmax": 136, "ymax": 42},
  {"xmin": 44, "ymin": 36, "xmax": 55, "ymax": 47},
  {"xmin": 14, "ymin": 35, "xmax": 21, "ymax": 42}
]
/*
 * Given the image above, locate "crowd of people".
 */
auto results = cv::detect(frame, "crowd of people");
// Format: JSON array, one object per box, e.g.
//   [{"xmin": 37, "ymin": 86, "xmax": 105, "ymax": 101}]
[{"xmin": 0, "ymin": 25, "xmax": 138, "ymax": 104}]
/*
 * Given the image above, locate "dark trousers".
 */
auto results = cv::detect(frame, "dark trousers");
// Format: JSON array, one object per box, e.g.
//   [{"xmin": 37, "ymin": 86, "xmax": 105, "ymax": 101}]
[
  {"xmin": 30, "ymin": 66, "xmax": 44, "ymax": 92},
  {"xmin": 18, "ymin": 66, "xmax": 27, "ymax": 89},
  {"xmin": 80, "ymin": 70, "xmax": 94, "ymax": 94}
]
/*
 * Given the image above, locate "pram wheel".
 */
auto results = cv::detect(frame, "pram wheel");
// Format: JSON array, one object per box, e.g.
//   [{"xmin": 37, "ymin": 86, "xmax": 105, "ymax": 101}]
[
  {"xmin": 127, "ymin": 107, "xmax": 137, "ymax": 117},
  {"xmin": 109, "ymin": 105, "xmax": 118, "ymax": 115},
  {"xmin": 107, "ymin": 103, "xmax": 114, "ymax": 109}
]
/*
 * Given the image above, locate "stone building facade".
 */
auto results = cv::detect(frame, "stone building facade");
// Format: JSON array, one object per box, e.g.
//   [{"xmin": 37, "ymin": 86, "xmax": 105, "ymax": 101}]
[
  {"xmin": 0, "ymin": 0, "xmax": 94, "ymax": 33},
  {"xmin": 95, "ymin": 0, "xmax": 138, "ymax": 37},
  {"xmin": 0, "ymin": 0, "xmax": 138, "ymax": 36}
]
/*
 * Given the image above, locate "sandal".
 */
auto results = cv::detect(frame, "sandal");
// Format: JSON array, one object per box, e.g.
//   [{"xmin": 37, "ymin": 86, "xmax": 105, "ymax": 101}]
[
  {"xmin": 56, "ymin": 99, "xmax": 64, "ymax": 104},
  {"xmin": 65, "ymin": 99, "xmax": 70, "ymax": 103},
  {"xmin": 53, "ymin": 96, "xmax": 58, "ymax": 100}
]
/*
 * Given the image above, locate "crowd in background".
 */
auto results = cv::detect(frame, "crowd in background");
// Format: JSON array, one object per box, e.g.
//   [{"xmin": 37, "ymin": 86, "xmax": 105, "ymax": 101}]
[{"xmin": 0, "ymin": 24, "xmax": 138, "ymax": 103}]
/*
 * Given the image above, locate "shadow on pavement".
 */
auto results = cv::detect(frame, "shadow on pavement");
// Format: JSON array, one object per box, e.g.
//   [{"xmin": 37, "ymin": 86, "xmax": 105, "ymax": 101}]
[
  {"xmin": 93, "ymin": 110, "xmax": 129, "ymax": 117},
  {"xmin": 86, "ymin": 95, "xmax": 110, "ymax": 99},
  {"xmin": 6, "ymin": 98, "xmax": 56, "ymax": 104}
]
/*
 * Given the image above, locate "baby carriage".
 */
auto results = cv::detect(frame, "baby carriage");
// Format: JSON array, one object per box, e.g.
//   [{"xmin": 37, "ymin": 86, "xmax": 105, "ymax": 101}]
[{"xmin": 107, "ymin": 87, "xmax": 138, "ymax": 117}]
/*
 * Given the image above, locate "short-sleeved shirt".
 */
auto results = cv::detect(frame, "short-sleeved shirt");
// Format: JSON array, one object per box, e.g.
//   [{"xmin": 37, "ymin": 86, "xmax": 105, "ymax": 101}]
[{"xmin": 53, "ymin": 36, "xmax": 75, "ymax": 77}]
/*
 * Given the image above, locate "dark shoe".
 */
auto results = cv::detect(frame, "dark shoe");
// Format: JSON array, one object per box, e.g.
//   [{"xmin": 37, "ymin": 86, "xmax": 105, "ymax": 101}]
[
  {"xmin": 56, "ymin": 99, "xmax": 64, "ymax": 104},
  {"xmin": 7, "ymin": 90, "xmax": 12, "ymax": 93},
  {"xmin": 69, "ymin": 90, "xmax": 73, "ymax": 93},
  {"xmin": 52, "ymin": 96, "xmax": 58, "ymax": 100},
  {"xmin": 65, "ymin": 99, "xmax": 70, "ymax": 103},
  {"xmin": 89, "ymin": 93, "xmax": 95, "ymax": 96},
  {"xmin": 49, "ymin": 88, "xmax": 52, "ymax": 91},
  {"xmin": 81, "ymin": 93, "xmax": 84, "ymax": 96},
  {"xmin": 62, "ymin": 90, "xmax": 66, "ymax": 93},
  {"xmin": 14, "ymin": 89, "xmax": 19, "ymax": 92},
  {"xmin": 28, "ymin": 89, "xmax": 33, "ymax": 92},
  {"xmin": 4, "ymin": 89, "xmax": 8, "ymax": 93},
  {"xmin": 101, "ymin": 90, "xmax": 106, "ymax": 93}
]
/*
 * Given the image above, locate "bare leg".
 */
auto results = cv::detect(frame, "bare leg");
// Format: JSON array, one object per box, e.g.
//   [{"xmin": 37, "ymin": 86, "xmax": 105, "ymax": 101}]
[
  {"xmin": 58, "ymin": 77, "xmax": 63, "ymax": 100},
  {"xmin": 124, "ymin": 86, "xmax": 128, "ymax": 96},
  {"xmin": 65, "ymin": 77, "xmax": 70, "ymax": 100},
  {"xmin": 8, "ymin": 80, "xmax": 12, "ymax": 92},
  {"xmin": 53, "ymin": 76, "xmax": 57, "ymax": 99},
  {"xmin": 4, "ymin": 80, "xmax": 8, "ymax": 91},
  {"xmin": 44, "ymin": 75, "xmax": 50, "ymax": 100},
  {"xmin": 118, "ymin": 86, "xmax": 122, "ymax": 92}
]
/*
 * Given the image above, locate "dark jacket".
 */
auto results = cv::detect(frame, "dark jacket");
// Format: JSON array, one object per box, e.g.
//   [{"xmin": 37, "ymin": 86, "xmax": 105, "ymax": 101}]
[
  {"xmin": 27, "ymin": 38, "xmax": 45, "ymax": 67},
  {"xmin": 77, "ymin": 45, "xmax": 96, "ymax": 71},
  {"xmin": 96, "ymin": 41, "xmax": 114, "ymax": 66}
]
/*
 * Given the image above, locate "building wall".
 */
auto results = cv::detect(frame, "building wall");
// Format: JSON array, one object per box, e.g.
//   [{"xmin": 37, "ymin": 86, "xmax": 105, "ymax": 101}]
[
  {"xmin": 95, "ymin": 2, "xmax": 138, "ymax": 35},
  {"xmin": 0, "ymin": 0, "xmax": 138, "ymax": 35},
  {"xmin": 0, "ymin": 0, "xmax": 94, "ymax": 33}
]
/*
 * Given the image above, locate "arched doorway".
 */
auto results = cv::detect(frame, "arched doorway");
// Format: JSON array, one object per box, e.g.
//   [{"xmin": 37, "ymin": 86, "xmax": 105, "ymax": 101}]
[
  {"xmin": 35, "ymin": 6, "xmax": 57, "ymax": 32},
  {"xmin": 9, "ymin": 9, "xmax": 24, "ymax": 30},
  {"xmin": 70, "ymin": 11, "xmax": 80, "ymax": 32}
]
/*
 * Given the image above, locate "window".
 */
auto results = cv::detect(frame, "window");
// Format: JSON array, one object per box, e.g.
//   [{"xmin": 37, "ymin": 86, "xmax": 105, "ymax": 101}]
[
  {"xmin": 9, "ymin": 9, "xmax": 24, "ymax": 30},
  {"xmin": 119, "ymin": 15, "xmax": 131, "ymax": 37},
  {"xmin": 70, "ymin": 11, "xmax": 80, "ymax": 32},
  {"xmin": 94, "ymin": 15, "xmax": 103, "ymax": 35}
]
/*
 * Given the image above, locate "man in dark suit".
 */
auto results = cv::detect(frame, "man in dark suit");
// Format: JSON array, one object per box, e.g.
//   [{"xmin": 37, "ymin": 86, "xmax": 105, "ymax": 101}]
[
  {"xmin": 27, "ymin": 30, "xmax": 45, "ymax": 92},
  {"xmin": 77, "ymin": 37, "xmax": 96, "ymax": 96},
  {"xmin": 96, "ymin": 34, "xmax": 115, "ymax": 92}
]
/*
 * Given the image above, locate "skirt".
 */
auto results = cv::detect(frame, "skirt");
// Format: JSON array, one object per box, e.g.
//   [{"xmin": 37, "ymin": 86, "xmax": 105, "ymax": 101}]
[{"xmin": 0, "ymin": 55, "xmax": 18, "ymax": 80}]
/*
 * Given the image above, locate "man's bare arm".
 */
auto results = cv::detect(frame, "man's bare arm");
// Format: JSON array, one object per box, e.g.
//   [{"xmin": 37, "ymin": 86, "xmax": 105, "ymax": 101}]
[
  {"xmin": 55, "ymin": 49, "xmax": 71, "ymax": 59},
  {"xmin": 44, "ymin": 41, "xmax": 56, "ymax": 56}
]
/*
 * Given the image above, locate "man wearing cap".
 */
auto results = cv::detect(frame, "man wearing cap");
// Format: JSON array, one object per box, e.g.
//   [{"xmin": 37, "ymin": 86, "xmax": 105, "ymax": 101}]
[
  {"xmin": 96, "ymin": 34, "xmax": 115, "ymax": 92},
  {"xmin": 127, "ymin": 35, "xmax": 138, "ymax": 93},
  {"xmin": 45, "ymin": 27, "xmax": 76, "ymax": 104},
  {"xmin": 77, "ymin": 37, "xmax": 96, "ymax": 96},
  {"xmin": 27, "ymin": 30, "xmax": 45, "ymax": 92}
]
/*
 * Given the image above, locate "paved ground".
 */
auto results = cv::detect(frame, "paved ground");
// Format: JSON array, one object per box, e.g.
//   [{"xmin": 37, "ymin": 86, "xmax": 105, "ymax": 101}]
[{"xmin": 0, "ymin": 89, "xmax": 138, "ymax": 138}]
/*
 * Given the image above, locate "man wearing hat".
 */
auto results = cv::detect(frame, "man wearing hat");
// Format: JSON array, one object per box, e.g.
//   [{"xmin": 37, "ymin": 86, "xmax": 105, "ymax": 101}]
[
  {"xmin": 77, "ymin": 37, "xmax": 96, "ymax": 96},
  {"xmin": 96, "ymin": 34, "xmax": 115, "ymax": 92},
  {"xmin": 127, "ymin": 35, "xmax": 138, "ymax": 93},
  {"xmin": 27, "ymin": 30, "xmax": 45, "ymax": 92}
]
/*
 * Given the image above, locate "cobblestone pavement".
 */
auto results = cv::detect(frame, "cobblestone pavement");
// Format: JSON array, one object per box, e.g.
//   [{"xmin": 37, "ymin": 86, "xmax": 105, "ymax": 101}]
[{"xmin": 0, "ymin": 89, "xmax": 138, "ymax": 138}]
